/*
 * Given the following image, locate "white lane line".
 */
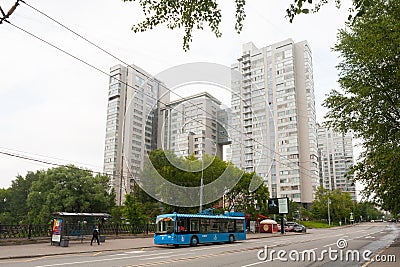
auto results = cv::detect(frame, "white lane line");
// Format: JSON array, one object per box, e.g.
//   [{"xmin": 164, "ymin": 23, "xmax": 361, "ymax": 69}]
[
  {"xmin": 34, "ymin": 251, "xmax": 175, "ymax": 267},
  {"xmin": 140, "ymin": 252, "xmax": 195, "ymax": 261},
  {"xmin": 241, "ymin": 261, "xmax": 264, "ymax": 267},
  {"xmin": 183, "ymin": 242, "xmax": 242, "ymax": 253},
  {"xmin": 323, "ymin": 242, "xmax": 336, "ymax": 247},
  {"xmin": 125, "ymin": 251, "xmax": 146, "ymax": 254}
]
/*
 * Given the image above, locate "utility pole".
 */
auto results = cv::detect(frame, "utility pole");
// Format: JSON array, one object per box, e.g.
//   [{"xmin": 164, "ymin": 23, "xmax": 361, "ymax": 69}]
[{"xmin": 119, "ymin": 67, "xmax": 129, "ymax": 206}]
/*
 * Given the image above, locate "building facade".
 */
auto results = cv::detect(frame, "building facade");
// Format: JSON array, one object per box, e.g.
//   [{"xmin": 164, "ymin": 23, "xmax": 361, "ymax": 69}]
[
  {"xmin": 230, "ymin": 39, "xmax": 319, "ymax": 205},
  {"xmin": 160, "ymin": 92, "xmax": 229, "ymax": 160},
  {"xmin": 317, "ymin": 124, "xmax": 356, "ymax": 200},
  {"xmin": 103, "ymin": 64, "xmax": 169, "ymax": 205}
]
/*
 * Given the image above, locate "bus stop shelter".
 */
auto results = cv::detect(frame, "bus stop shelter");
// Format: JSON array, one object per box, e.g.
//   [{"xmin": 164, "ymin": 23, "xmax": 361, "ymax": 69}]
[{"xmin": 51, "ymin": 212, "xmax": 110, "ymax": 247}]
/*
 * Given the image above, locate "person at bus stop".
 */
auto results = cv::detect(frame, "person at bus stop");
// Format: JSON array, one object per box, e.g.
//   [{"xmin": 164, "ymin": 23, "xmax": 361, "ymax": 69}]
[{"xmin": 91, "ymin": 225, "xmax": 100, "ymax": 245}]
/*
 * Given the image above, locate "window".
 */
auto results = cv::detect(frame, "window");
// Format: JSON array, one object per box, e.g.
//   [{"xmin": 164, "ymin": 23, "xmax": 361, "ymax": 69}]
[
  {"xmin": 190, "ymin": 219, "xmax": 200, "ymax": 232},
  {"xmin": 135, "ymin": 76, "xmax": 145, "ymax": 87}
]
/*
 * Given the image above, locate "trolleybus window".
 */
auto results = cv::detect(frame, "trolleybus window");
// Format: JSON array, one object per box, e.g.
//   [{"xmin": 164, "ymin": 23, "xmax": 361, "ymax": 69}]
[
  {"xmin": 190, "ymin": 219, "xmax": 199, "ymax": 232},
  {"xmin": 156, "ymin": 217, "xmax": 174, "ymax": 233}
]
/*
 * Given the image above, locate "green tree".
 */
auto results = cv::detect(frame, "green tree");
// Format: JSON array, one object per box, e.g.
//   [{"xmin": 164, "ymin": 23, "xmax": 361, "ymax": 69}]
[
  {"xmin": 141, "ymin": 149, "xmax": 268, "ymax": 215},
  {"xmin": 0, "ymin": 172, "xmax": 40, "ymax": 224},
  {"xmin": 109, "ymin": 206, "xmax": 124, "ymax": 224},
  {"xmin": 124, "ymin": 0, "xmax": 371, "ymax": 50},
  {"xmin": 353, "ymin": 201, "xmax": 384, "ymax": 221},
  {"xmin": 25, "ymin": 165, "xmax": 116, "ymax": 224},
  {"xmin": 311, "ymin": 186, "xmax": 353, "ymax": 224},
  {"xmin": 122, "ymin": 194, "xmax": 147, "ymax": 225},
  {"xmin": 323, "ymin": 0, "xmax": 400, "ymax": 214},
  {"xmin": 131, "ymin": 183, "xmax": 161, "ymax": 222},
  {"xmin": 0, "ymin": 188, "xmax": 12, "ymax": 224},
  {"xmin": 288, "ymin": 200, "xmax": 300, "ymax": 221},
  {"xmin": 224, "ymin": 172, "xmax": 269, "ymax": 218}
]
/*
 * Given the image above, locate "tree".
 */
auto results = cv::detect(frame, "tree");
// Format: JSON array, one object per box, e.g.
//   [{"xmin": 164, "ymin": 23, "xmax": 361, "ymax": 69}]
[
  {"xmin": 140, "ymin": 150, "xmax": 208, "ymax": 211},
  {"xmin": 122, "ymin": 194, "xmax": 147, "ymax": 225},
  {"xmin": 224, "ymin": 172, "xmax": 269, "ymax": 218},
  {"xmin": 323, "ymin": 0, "xmax": 400, "ymax": 214},
  {"xmin": 0, "ymin": 188, "xmax": 12, "ymax": 224},
  {"xmin": 124, "ymin": 0, "xmax": 371, "ymax": 50},
  {"xmin": 25, "ymin": 166, "xmax": 116, "ymax": 224},
  {"xmin": 288, "ymin": 200, "xmax": 300, "ymax": 221},
  {"xmin": 311, "ymin": 186, "xmax": 353, "ymax": 224},
  {"xmin": 140, "ymin": 149, "xmax": 268, "ymax": 215},
  {"xmin": 353, "ymin": 201, "xmax": 383, "ymax": 222},
  {"xmin": 1, "ymin": 172, "xmax": 40, "ymax": 224}
]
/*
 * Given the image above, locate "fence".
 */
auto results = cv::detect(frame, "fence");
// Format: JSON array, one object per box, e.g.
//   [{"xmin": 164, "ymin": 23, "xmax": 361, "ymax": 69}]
[{"xmin": 0, "ymin": 223, "xmax": 156, "ymax": 240}]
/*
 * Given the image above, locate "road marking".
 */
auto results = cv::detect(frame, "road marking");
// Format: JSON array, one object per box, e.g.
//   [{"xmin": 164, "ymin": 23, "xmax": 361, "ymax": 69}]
[
  {"xmin": 92, "ymin": 252, "xmax": 102, "ymax": 256},
  {"xmin": 34, "ymin": 251, "xmax": 175, "ymax": 267},
  {"xmin": 140, "ymin": 252, "xmax": 195, "ymax": 261},
  {"xmin": 241, "ymin": 261, "xmax": 263, "ymax": 267},
  {"xmin": 182, "ymin": 242, "xmax": 242, "ymax": 252},
  {"xmin": 23, "ymin": 256, "xmax": 51, "ymax": 262}
]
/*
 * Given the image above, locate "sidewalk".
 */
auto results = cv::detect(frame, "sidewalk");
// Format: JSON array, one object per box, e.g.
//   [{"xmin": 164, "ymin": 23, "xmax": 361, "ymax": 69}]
[
  {"xmin": 364, "ymin": 236, "xmax": 400, "ymax": 267},
  {"xmin": 0, "ymin": 232, "xmax": 298, "ymax": 260}
]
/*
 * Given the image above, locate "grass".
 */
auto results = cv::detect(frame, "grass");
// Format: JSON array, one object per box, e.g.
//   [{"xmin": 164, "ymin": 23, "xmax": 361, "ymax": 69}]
[{"xmin": 300, "ymin": 221, "xmax": 339, "ymax": 229}]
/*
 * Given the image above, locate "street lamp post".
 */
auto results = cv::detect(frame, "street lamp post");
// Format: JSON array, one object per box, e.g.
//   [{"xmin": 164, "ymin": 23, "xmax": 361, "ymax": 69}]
[
  {"xmin": 199, "ymin": 149, "xmax": 204, "ymax": 213},
  {"xmin": 2, "ymin": 197, "xmax": 6, "ymax": 212},
  {"xmin": 327, "ymin": 197, "xmax": 331, "ymax": 226}
]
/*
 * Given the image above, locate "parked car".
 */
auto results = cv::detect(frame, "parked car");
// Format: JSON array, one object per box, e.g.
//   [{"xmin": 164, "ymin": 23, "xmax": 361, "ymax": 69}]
[
  {"xmin": 277, "ymin": 222, "xmax": 303, "ymax": 232},
  {"xmin": 277, "ymin": 224, "xmax": 288, "ymax": 232},
  {"xmin": 293, "ymin": 223, "xmax": 306, "ymax": 233},
  {"xmin": 285, "ymin": 222, "xmax": 297, "ymax": 232}
]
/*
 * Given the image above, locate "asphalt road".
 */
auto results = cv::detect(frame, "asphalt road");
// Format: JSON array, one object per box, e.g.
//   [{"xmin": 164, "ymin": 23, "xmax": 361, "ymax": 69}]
[{"xmin": 1, "ymin": 223, "xmax": 397, "ymax": 267}]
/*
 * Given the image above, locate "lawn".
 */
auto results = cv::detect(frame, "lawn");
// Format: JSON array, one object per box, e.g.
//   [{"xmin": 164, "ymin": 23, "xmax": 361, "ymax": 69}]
[{"xmin": 300, "ymin": 221, "xmax": 339, "ymax": 228}]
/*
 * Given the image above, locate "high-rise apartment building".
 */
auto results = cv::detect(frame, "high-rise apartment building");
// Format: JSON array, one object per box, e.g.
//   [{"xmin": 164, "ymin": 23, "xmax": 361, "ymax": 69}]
[
  {"xmin": 103, "ymin": 64, "xmax": 169, "ymax": 205},
  {"xmin": 160, "ymin": 92, "xmax": 229, "ymax": 160},
  {"xmin": 230, "ymin": 39, "xmax": 319, "ymax": 206},
  {"xmin": 317, "ymin": 124, "xmax": 356, "ymax": 200}
]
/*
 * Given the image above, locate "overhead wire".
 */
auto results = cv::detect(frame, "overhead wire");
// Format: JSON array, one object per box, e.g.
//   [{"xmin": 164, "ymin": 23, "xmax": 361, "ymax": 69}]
[
  {"xmin": 5, "ymin": 4, "xmax": 317, "ymax": 184},
  {"xmin": 0, "ymin": 149, "xmax": 134, "ymax": 181},
  {"xmin": 0, "ymin": 146, "xmax": 102, "ymax": 171},
  {"xmin": 27, "ymin": 1, "xmax": 319, "ymax": 180},
  {"xmin": 0, "ymin": 0, "xmax": 21, "ymax": 24},
  {"xmin": 2, "ymin": 1, "xmax": 318, "ymax": 185}
]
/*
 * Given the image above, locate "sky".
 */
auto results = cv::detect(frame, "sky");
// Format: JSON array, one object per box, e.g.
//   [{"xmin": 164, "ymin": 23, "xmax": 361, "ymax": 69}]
[{"xmin": 0, "ymin": 0, "xmax": 355, "ymax": 190}]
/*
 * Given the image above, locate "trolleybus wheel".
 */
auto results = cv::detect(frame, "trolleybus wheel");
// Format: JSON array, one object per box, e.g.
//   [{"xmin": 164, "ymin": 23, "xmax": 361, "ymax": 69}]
[{"xmin": 190, "ymin": 236, "xmax": 198, "ymax": 247}]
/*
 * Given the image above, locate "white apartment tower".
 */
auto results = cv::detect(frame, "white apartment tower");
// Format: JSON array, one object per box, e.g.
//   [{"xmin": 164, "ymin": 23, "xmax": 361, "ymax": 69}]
[
  {"xmin": 317, "ymin": 124, "xmax": 356, "ymax": 200},
  {"xmin": 161, "ymin": 92, "xmax": 229, "ymax": 160},
  {"xmin": 103, "ymin": 64, "xmax": 169, "ymax": 205},
  {"xmin": 231, "ymin": 39, "xmax": 319, "ymax": 206}
]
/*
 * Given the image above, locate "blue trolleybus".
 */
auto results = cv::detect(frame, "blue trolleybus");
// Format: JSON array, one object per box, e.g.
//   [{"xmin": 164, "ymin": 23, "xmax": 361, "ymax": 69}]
[{"xmin": 154, "ymin": 212, "xmax": 246, "ymax": 246}]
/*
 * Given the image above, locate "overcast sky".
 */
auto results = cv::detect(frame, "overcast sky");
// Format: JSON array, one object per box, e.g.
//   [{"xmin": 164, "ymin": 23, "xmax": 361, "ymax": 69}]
[{"xmin": 0, "ymin": 0, "xmax": 353, "ymax": 189}]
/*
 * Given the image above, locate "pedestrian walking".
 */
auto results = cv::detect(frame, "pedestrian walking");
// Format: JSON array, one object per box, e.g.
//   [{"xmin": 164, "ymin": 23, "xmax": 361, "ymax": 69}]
[{"xmin": 91, "ymin": 225, "xmax": 100, "ymax": 245}]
